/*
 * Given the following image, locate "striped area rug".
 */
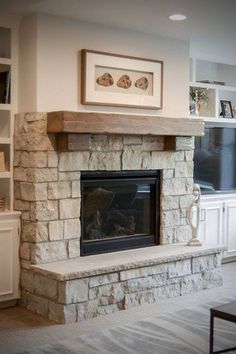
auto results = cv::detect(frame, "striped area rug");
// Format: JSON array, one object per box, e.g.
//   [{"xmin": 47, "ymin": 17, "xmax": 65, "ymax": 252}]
[{"xmin": 15, "ymin": 299, "xmax": 236, "ymax": 354}]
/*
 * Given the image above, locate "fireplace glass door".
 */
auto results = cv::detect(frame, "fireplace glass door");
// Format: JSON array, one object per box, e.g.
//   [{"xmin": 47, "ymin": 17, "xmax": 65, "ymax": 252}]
[{"xmin": 81, "ymin": 170, "xmax": 160, "ymax": 255}]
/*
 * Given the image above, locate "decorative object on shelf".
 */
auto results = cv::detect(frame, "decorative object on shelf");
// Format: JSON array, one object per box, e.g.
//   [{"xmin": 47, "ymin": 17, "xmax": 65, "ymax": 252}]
[
  {"xmin": 0, "ymin": 152, "xmax": 5, "ymax": 171},
  {"xmin": 187, "ymin": 183, "xmax": 202, "ymax": 246},
  {"xmin": 189, "ymin": 87, "xmax": 209, "ymax": 116},
  {"xmin": 0, "ymin": 197, "xmax": 5, "ymax": 212},
  {"xmin": 81, "ymin": 49, "xmax": 163, "ymax": 109},
  {"xmin": 232, "ymin": 105, "xmax": 236, "ymax": 118},
  {"xmin": 220, "ymin": 100, "xmax": 233, "ymax": 118}
]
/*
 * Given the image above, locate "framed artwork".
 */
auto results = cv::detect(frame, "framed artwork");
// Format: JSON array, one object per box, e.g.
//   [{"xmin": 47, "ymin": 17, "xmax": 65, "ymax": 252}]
[
  {"xmin": 81, "ymin": 49, "xmax": 163, "ymax": 109},
  {"xmin": 220, "ymin": 100, "xmax": 233, "ymax": 118}
]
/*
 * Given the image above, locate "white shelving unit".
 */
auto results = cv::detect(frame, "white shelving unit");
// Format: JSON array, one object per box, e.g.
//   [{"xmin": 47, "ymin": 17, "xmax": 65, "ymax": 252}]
[
  {"xmin": 190, "ymin": 58, "xmax": 236, "ymax": 122},
  {"xmin": 0, "ymin": 21, "xmax": 20, "ymax": 305},
  {"xmin": 191, "ymin": 58, "xmax": 236, "ymax": 261}
]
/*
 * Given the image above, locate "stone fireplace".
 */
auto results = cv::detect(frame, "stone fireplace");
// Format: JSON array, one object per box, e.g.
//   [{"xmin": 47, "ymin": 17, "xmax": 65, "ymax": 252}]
[{"xmin": 13, "ymin": 112, "xmax": 225, "ymax": 323}]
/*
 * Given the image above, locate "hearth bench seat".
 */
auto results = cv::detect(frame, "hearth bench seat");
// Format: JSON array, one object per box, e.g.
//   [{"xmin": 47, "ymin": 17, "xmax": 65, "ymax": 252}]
[{"xmin": 20, "ymin": 244, "xmax": 226, "ymax": 323}]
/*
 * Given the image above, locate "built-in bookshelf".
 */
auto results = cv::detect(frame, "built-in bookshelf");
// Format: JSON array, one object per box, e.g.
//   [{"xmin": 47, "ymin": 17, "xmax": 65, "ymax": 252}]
[
  {"xmin": 189, "ymin": 58, "xmax": 236, "ymax": 124},
  {"xmin": 0, "ymin": 24, "xmax": 15, "ymax": 211}
]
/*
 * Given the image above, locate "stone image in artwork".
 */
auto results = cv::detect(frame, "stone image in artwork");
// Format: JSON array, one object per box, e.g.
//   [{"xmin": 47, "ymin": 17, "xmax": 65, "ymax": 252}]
[
  {"xmin": 96, "ymin": 73, "xmax": 114, "ymax": 87},
  {"xmin": 116, "ymin": 75, "xmax": 132, "ymax": 89},
  {"xmin": 135, "ymin": 77, "xmax": 149, "ymax": 91}
]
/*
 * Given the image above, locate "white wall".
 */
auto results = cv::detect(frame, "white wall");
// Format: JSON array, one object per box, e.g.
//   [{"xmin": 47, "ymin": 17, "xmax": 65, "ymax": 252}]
[
  {"xmin": 19, "ymin": 14, "xmax": 190, "ymax": 117},
  {"xmin": 18, "ymin": 14, "xmax": 37, "ymax": 112}
]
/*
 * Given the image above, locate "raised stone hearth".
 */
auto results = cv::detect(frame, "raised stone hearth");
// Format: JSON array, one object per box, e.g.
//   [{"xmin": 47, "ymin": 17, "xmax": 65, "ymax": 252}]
[{"xmin": 13, "ymin": 112, "xmax": 224, "ymax": 323}]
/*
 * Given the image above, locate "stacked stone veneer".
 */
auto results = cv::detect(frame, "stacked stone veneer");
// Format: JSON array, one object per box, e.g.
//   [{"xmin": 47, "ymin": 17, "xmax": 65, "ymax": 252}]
[
  {"xmin": 21, "ymin": 250, "xmax": 223, "ymax": 323},
  {"xmin": 13, "ymin": 112, "xmax": 223, "ymax": 323}
]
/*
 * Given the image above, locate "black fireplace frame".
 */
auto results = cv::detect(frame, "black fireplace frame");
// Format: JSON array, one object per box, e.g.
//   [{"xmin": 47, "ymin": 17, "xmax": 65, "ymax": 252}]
[{"xmin": 80, "ymin": 170, "xmax": 160, "ymax": 256}]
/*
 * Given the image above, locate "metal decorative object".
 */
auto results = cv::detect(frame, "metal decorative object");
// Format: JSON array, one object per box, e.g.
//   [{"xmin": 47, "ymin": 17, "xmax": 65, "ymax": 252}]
[{"xmin": 187, "ymin": 183, "xmax": 202, "ymax": 246}]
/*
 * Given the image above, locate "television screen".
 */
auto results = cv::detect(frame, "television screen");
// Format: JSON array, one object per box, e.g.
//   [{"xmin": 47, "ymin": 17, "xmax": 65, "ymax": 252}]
[{"xmin": 194, "ymin": 123, "xmax": 236, "ymax": 193}]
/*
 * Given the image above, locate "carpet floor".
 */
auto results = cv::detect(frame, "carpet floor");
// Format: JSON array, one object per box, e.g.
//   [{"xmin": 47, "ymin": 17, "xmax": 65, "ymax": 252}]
[{"xmin": 14, "ymin": 298, "xmax": 236, "ymax": 354}]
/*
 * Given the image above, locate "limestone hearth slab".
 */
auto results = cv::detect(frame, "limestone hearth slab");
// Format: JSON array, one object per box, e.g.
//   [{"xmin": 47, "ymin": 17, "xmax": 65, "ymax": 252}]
[{"xmin": 31, "ymin": 244, "xmax": 226, "ymax": 281}]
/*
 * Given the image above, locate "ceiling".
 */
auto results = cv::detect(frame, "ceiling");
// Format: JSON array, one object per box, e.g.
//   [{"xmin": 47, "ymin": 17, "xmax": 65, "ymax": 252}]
[{"xmin": 1, "ymin": 0, "xmax": 236, "ymax": 64}]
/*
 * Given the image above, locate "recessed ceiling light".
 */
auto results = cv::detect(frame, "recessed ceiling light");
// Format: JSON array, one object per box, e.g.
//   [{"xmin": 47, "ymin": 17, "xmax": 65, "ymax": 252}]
[{"xmin": 169, "ymin": 14, "xmax": 187, "ymax": 21}]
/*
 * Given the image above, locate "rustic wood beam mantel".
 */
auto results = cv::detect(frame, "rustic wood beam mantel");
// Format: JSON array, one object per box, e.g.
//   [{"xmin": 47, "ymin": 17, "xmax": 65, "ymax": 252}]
[
  {"xmin": 47, "ymin": 111, "xmax": 204, "ymax": 137},
  {"xmin": 47, "ymin": 111, "xmax": 204, "ymax": 151}
]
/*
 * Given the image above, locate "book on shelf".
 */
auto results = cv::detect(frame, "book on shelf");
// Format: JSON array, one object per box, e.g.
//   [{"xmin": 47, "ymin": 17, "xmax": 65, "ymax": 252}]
[{"xmin": 0, "ymin": 70, "xmax": 11, "ymax": 104}]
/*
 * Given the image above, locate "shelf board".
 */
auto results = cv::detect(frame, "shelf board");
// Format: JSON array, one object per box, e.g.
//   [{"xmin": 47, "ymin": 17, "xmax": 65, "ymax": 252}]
[
  {"xmin": 0, "ymin": 58, "xmax": 11, "ymax": 65},
  {"xmin": 0, "ymin": 171, "xmax": 10, "ymax": 178},
  {"xmin": 190, "ymin": 81, "xmax": 236, "ymax": 93},
  {"xmin": 0, "ymin": 138, "xmax": 11, "ymax": 144},
  {"xmin": 0, "ymin": 104, "xmax": 11, "ymax": 110}
]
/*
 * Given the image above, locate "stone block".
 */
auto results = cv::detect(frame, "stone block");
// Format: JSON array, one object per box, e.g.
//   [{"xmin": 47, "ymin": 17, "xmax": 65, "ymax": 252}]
[
  {"xmin": 175, "ymin": 161, "xmax": 193, "ymax": 178},
  {"xmin": 68, "ymin": 239, "xmax": 80, "ymax": 258},
  {"xmin": 21, "ymin": 152, "xmax": 47, "ymax": 168},
  {"xmin": 122, "ymin": 146, "xmax": 142, "ymax": 170},
  {"xmin": 192, "ymin": 255, "xmax": 217, "ymax": 273},
  {"xmin": 97, "ymin": 302, "xmax": 123, "ymax": 315},
  {"xmin": 152, "ymin": 152, "xmax": 175, "ymax": 169},
  {"xmin": 185, "ymin": 150, "xmax": 194, "ymax": 161},
  {"xmin": 31, "ymin": 241, "xmax": 67, "ymax": 264},
  {"xmin": 58, "ymin": 278, "xmax": 89, "ymax": 304},
  {"xmin": 59, "ymin": 172, "xmax": 81, "ymax": 181},
  {"xmin": 30, "ymin": 200, "xmax": 58, "ymax": 221},
  {"xmin": 181, "ymin": 273, "xmax": 203, "ymax": 295},
  {"xmin": 176, "ymin": 137, "xmax": 194, "ymax": 150},
  {"xmin": 142, "ymin": 136, "xmax": 164, "ymax": 151},
  {"xmin": 13, "ymin": 151, "xmax": 21, "ymax": 166},
  {"xmin": 175, "ymin": 225, "xmax": 192, "ymax": 242},
  {"xmin": 123, "ymin": 136, "xmax": 142, "ymax": 145},
  {"xmin": 49, "ymin": 220, "xmax": 64, "ymax": 241},
  {"xmin": 141, "ymin": 152, "xmax": 152, "ymax": 169},
  {"xmin": 64, "ymin": 219, "xmax": 80, "ymax": 239},
  {"xmin": 120, "ymin": 267, "xmax": 148, "ymax": 281},
  {"xmin": 48, "ymin": 181, "xmax": 71, "ymax": 200},
  {"xmin": 89, "ymin": 151, "xmax": 121, "ymax": 171},
  {"xmin": 21, "ymin": 269, "xmax": 35, "ymax": 293},
  {"xmin": 168, "ymin": 259, "xmax": 191, "ymax": 278},
  {"xmin": 162, "ymin": 178, "xmax": 193, "ymax": 196},
  {"xmin": 34, "ymin": 273, "xmax": 57, "ymax": 300},
  {"xmin": 89, "ymin": 273, "xmax": 119, "ymax": 288},
  {"xmin": 161, "ymin": 210, "xmax": 181, "ymax": 227},
  {"xmin": 162, "ymin": 196, "xmax": 179, "ymax": 211},
  {"xmin": 59, "ymin": 151, "xmax": 90, "ymax": 171},
  {"xmin": 124, "ymin": 273, "xmax": 166, "ymax": 293},
  {"xmin": 20, "ymin": 182, "xmax": 47, "ymax": 201},
  {"xmin": 14, "ymin": 182, "xmax": 21, "ymax": 199},
  {"xmin": 77, "ymin": 300, "xmax": 98, "ymax": 321},
  {"xmin": 26, "ymin": 293, "xmax": 49, "ymax": 317},
  {"xmin": 162, "ymin": 169, "xmax": 174, "ymax": 179},
  {"xmin": 20, "ymin": 242, "xmax": 31, "ymax": 260},
  {"xmin": 27, "ymin": 168, "xmax": 58, "ymax": 183},
  {"xmin": 72, "ymin": 180, "xmax": 81, "ymax": 198},
  {"xmin": 89, "ymin": 283, "xmax": 124, "ymax": 305},
  {"xmin": 14, "ymin": 167, "xmax": 28, "ymax": 181},
  {"xmin": 174, "ymin": 151, "xmax": 185, "ymax": 161},
  {"xmin": 108, "ymin": 135, "xmax": 123, "ymax": 151},
  {"xmin": 49, "ymin": 302, "xmax": 77, "ymax": 323},
  {"xmin": 179, "ymin": 194, "xmax": 193, "ymax": 209},
  {"xmin": 14, "ymin": 200, "xmax": 30, "ymax": 211},
  {"xmin": 203, "ymin": 268, "xmax": 223, "ymax": 289},
  {"xmin": 48, "ymin": 151, "xmax": 58, "ymax": 167},
  {"xmin": 91, "ymin": 135, "xmax": 109, "ymax": 151},
  {"xmin": 160, "ymin": 227, "xmax": 176, "ymax": 244},
  {"xmin": 59, "ymin": 198, "xmax": 80, "ymax": 219}
]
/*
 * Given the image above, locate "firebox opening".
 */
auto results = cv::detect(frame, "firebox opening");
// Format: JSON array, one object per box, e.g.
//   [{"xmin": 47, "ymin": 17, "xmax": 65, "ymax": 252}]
[{"xmin": 81, "ymin": 170, "xmax": 160, "ymax": 256}]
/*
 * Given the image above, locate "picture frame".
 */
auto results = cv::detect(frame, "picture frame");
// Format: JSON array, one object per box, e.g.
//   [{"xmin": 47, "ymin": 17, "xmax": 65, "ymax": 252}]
[
  {"xmin": 220, "ymin": 100, "xmax": 233, "ymax": 118},
  {"xmin": 81, "ymin": 49, "xmax": 163, "ymax": 109}
]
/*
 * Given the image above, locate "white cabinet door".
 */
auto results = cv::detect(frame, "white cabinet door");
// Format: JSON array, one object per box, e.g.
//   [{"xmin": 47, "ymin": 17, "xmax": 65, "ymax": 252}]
[
  {"xmin": 223, "ymin": 199, "xmax": 236, "ymax": 258},
  {"xmin": 0, "ymin": 217, "xmax": 20, "ymax": 302},
  {"xmin": 200, "ymin": 200, "xmax": 224, "ymax": 245}
]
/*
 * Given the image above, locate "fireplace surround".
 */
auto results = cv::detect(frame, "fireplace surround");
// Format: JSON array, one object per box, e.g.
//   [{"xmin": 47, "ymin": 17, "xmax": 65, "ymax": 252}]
[{"xmin": 13, "ymin": 112, "xmax": 225, "ymax": 323}]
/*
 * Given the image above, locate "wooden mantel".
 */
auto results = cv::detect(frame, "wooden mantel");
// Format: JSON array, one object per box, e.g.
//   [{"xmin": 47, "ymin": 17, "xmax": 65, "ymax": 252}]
[{"xmin": 47, "ymin": 111, "xmax": 204, "ymax": 137}]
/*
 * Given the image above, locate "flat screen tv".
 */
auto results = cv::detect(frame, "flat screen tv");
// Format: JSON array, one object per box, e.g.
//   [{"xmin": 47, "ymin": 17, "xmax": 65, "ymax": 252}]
[{"xmin": 194, "ymin": 122, "xmax": 236, "ymax": 193}]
